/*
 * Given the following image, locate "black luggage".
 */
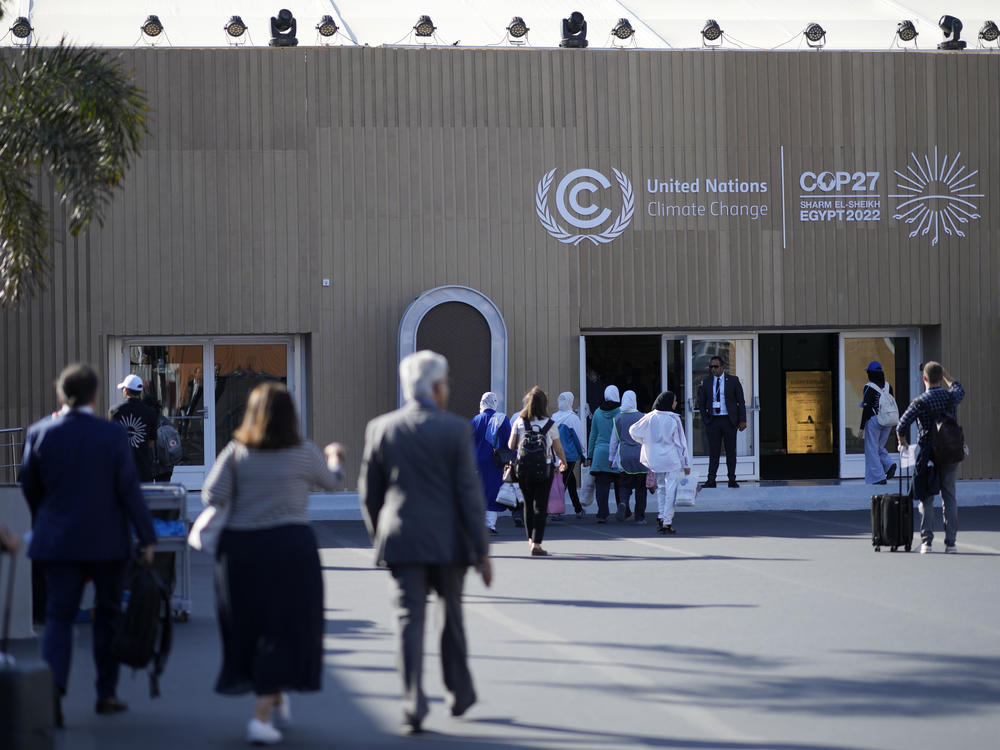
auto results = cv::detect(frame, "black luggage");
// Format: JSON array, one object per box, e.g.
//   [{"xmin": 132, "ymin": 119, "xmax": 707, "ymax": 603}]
[
  {"xmin": 871, "ymin": 464, "xmax": 913, "ymax": 552},
  {"xmin": 0, "ymin": 550, "xmax": 56, "ymax": 749}
]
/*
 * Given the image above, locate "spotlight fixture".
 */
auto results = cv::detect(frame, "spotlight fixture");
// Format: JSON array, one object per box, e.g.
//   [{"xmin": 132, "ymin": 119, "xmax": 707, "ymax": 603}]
[
  {"xmin": 224, "ymin": 15, "xmax": 247, "ymax": 38},
  {"xmin": 141, "ymin": 14, "xmax": 164, "ymax": 37},
  {"xmin": 507, "ymin": 16, "xmax": 529, "ymax": 39},
  {"xmin": 804, "ymin": 22, "xmax": 826, "ymax": 49},
  {"xmin": 560, "ymin": 11, "xmax": 588, "ymax": 48},
  {"xmin": 270, "ymin": 8, "xmax": 298, "ymax": 47},
  {"xmin": 317, "ymin": 15, "xmax": 339, "ymax": 37},
  {"xmin": 414, "ymin": 15, "xmax": 436, "ymax": 37},
  {"xmin": 979, "ymin": 20, "xmax": 999, "ymax": 44},
  {"xmin": 896, "ymin": 20, "xmax": 918, "ymax": 43},
  {"xmin": 701, "ymin": 19, "xmax": 723, "ymax": 46},
  {"xmin": 10, "ymin": 15, "xmax": 32, "ymax": 39},
  {"xmin": 612, "ymin": 18, "xmax": 635, "ymax": 40},
  {"xmin": 937, "ymin": 15, "xmax": 965, "ymax": 50}
]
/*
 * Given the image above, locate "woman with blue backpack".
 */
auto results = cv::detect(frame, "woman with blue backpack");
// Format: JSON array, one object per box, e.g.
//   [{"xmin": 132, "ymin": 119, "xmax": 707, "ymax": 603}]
[{"xmin": 551, "ymin": 391, "xmax": 587, "ymax": 518}]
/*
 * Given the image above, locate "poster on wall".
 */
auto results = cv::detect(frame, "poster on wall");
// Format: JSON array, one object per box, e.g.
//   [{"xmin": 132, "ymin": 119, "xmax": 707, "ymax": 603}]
[{"xmin": 786, "ymin": 371, "xmax": 833, "ymax": 454}]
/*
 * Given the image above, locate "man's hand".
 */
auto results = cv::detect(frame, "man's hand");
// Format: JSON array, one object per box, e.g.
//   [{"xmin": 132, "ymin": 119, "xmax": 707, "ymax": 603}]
[
  {"xmin": 738, "ymin": 421, "xmax": 747, "ymax": 432},
  {"xmin": 477, "ymin": 556, "xmax": 493, "ymax": 587},
  {"xmin": 0, "ymin": 524, "xmax": 22, "ymax": 553},
  {"xmin": 684, "ymin": 468, "xmax": 691, "ymax": 475},
  {"xmin": 140, "ymin": 544, "xmax": 156, "ymax": 567}
]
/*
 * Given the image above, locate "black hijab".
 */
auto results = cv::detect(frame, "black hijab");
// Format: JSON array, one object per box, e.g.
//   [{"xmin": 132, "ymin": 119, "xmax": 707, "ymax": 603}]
[{"xmin": 652, "ymin": 390, "xmax": 676, "ymax": 412}]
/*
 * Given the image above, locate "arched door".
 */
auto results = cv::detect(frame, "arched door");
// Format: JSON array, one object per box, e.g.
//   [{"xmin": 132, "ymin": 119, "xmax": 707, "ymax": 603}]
[{"xmin": 416, "ymin": 302, "xmax": 491, "ymax": 418}]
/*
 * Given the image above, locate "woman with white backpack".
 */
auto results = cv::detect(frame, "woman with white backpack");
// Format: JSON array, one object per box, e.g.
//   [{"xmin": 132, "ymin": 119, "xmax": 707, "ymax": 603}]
[{"xmin": 860, "ymin": 361, "xmax": 899, "ymax": 485}]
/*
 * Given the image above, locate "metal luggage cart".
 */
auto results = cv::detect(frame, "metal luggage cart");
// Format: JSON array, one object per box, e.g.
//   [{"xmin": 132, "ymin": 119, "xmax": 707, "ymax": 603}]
[{"xmin": 140, "ymin": 483, "xmax": 192, "ymax": 622}]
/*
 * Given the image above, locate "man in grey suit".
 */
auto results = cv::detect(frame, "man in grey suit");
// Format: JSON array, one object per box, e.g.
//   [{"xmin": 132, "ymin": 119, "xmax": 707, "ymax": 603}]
[{"xmin": 359, "ymin": 350, "xmax": 493, "ymax": 734}]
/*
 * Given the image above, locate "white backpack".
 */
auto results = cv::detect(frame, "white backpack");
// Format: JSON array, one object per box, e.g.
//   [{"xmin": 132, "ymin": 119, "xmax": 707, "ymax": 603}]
[{"xmin": 869, "ymin": 383, "xmax": 899, "ymax": 428}]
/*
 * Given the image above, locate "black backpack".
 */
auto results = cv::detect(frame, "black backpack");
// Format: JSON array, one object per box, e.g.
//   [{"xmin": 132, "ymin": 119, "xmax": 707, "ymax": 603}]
[
  {"xmin": 112, "ymin": 565, "xmax": 172, "ymax": 697},
  {"xmin": 515, "ymin": 419, "xmax": 554, "ymax": 482},
  {"xmin": 932, "ymin": 413, "xmax": 965, "ymax": 465}
]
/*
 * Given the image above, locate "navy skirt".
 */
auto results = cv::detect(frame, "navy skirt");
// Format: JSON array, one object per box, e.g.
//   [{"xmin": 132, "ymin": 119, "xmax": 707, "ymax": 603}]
[{"xmin": 214, "ymin": 524, "xmax": 323, "ymax": 695}]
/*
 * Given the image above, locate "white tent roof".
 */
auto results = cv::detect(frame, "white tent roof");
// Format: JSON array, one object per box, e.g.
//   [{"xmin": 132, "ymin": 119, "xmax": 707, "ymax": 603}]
[{"xmin": 4, "ymin": 1, "xmax": 999, "ymax": 51}]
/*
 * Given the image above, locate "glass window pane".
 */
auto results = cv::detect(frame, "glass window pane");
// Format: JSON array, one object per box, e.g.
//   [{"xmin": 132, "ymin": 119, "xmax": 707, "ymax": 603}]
[
  {"xmin": 691, "ymin": 339, "xmax": 754, "ymax": 457},
  {"xmin": 213, "ymin": 344, "xmax": 288, "ymax": 454},
  {"xmin": 844, "ymin": 337, "xmax": 909, "ymax": 454},
  {"xmin": 128, "ymin": 345, "xmax": 205, "ymax": 466}
]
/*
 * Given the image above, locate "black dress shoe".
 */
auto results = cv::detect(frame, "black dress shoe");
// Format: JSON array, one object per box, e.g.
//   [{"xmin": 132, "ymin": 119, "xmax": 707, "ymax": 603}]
[
  {"xmin": 703, "ymin": 480, "xmax": 717, "ymax": 489},
  {"xmin": 886, "ymin": 464, "xmax": 897, "ymax": 480},
  {"xmin": 54, "ymin": 692, "xmax": 64, "ymax": 729},
  {"xmin": 874, "ymin": 479, "xmax": 888, "ymax": 485},
  {"xmin": 95, "ymin": 696, "xmax": 128, "ymax": 715},
  {"xmin": 451, "ymin": 693, "xmax": 477, "ymax": 717},
  {"xmin": 728, "ymin": 480, "xmax": 740, "ymax": 488},
  {"xmin": 401, "ymin": 719, "xmax": 423, "ymax": 735}
]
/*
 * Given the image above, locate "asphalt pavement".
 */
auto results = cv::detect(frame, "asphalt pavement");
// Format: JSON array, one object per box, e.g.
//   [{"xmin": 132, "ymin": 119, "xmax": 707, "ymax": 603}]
[{"xmin": 11, "ymin": 505, "xmax": 1000, "ymax": 750}]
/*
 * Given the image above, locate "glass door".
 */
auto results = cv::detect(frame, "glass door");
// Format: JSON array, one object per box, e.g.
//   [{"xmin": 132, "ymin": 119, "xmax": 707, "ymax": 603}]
[
  {"xmin": 115, "ymin": 336, "xmax": 300, "ymax": 489},
  {"xmin": 839, "ymin": 332, "xmax": 918, "ymax": 479},
  {"xmin": 685, "ymin": 336, "xmax": 759, "ymax": 480}
]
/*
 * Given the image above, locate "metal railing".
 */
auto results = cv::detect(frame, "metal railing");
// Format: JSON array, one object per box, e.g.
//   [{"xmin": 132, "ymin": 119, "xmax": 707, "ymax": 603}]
[{"xmin": 1, "ymin": 427, "xmax": 24, "ymax": 484}]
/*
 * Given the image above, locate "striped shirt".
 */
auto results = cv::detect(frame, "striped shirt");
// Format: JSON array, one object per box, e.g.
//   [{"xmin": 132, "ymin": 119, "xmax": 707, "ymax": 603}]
[{"xmin": 202, "ymin": 440, "xmax": 343, "ymax": 531}]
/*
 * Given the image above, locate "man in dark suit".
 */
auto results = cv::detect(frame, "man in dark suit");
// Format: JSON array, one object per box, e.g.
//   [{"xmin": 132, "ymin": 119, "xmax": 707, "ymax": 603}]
[
  {"xmin": 20, "ymin": 364, "xmax": 156, "ymax": 725},
  {"xmin": 359, "ymin": 351, "xmax": 492, "ymax": 734},
  {"xmin": 696, "ymin": 355, "xmax": 748, "ymax": 488}
]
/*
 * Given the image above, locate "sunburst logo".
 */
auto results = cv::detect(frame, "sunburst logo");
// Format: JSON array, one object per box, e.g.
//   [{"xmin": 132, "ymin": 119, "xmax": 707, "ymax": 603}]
[
  {"xmin": 119, "ymin": 413, "xmax": 147, "ymax": 448},
  {"xmin": 890, "ymin": 147, "xmax": 982, "ymax": 246}
]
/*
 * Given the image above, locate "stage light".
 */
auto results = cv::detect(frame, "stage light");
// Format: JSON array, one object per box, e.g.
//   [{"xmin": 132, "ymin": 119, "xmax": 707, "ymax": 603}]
[
  {"xmin": 507, "ymin": 16, "xmax": 529, "ymax": 39},
  {"xmin": 141, "ymin": 15, "xmax": 164, "ymax": 38},
  {"xmin": 560, "ymin": 11, "xmax": 588, "ymax": 48},
  {"xmin": 804, "ymin": 22, "xmax": 826, "ymax": 49},
  {"xmin": 896, "ymin": 20, "xmax": 918, "ymax": 43},
  {"xmin": 979, "ymin": 20, "xmax": 999, "ymax": 43},
  {"xmin": 701, "ymin": 19, "xmax": 723, "ymax": 46},
  {"xmin": 937, "ymin": 15, "xmax": 966, "ymax": 50},
  {"xmin": 270, "ymin": 8, "xmax": 298, "ymax": 47},
  {"xmin": 612, "ymin": 18, "xmax": 635, "ymax": 40},
  {"xmin": 10, "ymin": 16, "xmax": 32, "ymax": 39},
  {"xmin": 224, "ymin": 16, "xmax": 247, "ymax": 38},
  {"xmin": 317, "ymin": 15, "xmax": 339, "ymax": 37},
  {"xmin": 414, "ymin": 15, "xmax": 436, "ymax": 37}
]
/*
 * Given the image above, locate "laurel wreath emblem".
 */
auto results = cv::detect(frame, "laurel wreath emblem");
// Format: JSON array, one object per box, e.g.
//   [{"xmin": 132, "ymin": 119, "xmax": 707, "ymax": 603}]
[{"xmin": 535, "ymin": 168, "xmax": 634, "ymax": 245}]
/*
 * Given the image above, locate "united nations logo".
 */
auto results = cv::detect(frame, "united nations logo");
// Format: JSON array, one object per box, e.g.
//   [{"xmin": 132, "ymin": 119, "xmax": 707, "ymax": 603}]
[{"xmin": 535, "ymin": 168, "xmax": 634, "ymax": 246}]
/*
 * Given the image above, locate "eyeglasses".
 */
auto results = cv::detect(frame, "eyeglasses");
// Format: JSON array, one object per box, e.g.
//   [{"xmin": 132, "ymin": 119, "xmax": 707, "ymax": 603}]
[{"xmin": 709, "ymin": 364, "xmax": 722, "ymax": 370}]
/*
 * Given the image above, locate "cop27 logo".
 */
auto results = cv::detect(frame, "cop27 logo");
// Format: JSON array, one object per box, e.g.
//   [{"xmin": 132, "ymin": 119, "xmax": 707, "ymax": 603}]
[
  {"xmin": 890, "ymin": 148, "xmax": 982, "ymax": 247},
  {"xmin": 535, "ymin": 168, "xmax": 634, "ymax": 245}
]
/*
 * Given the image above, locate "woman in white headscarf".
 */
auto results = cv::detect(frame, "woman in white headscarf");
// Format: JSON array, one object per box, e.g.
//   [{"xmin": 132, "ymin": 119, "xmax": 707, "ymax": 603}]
[
  {"xmin": 552, "ymin": 392, "xmax": 587, "ymax": 518},
  {"xmin": 629, "ymin": 390, "xmax": 690, "ymax": 534},
  {"xmin": 585, "ymin": 385, "xmax": 623, "ymax": 523},
  {"xmin": 470, "ymin": 392, "xmax": 511, "ymax": 534}
]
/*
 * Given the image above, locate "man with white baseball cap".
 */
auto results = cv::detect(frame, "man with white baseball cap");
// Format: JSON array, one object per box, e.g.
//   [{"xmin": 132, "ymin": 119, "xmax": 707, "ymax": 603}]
[{"xmin": 109, "ymin": 373, "xmax": 158, "ymax": 481}]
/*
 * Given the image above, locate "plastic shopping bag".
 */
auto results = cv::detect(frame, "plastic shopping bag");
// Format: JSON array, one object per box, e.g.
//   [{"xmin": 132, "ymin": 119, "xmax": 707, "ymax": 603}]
[
  {"xmin": 674, "ymin": 476, "xmax": 698, "ymax": 507},
  {"xmin": 495, "ymin": 483, "xmax": 518, "ymax": 509},
  {"xmin": 579, "ymin": 464, "xmax": 596, "ymax": 507},
  {"xmin": 547, "ymin": 471, "xmax": 566, "ymax": 514}
]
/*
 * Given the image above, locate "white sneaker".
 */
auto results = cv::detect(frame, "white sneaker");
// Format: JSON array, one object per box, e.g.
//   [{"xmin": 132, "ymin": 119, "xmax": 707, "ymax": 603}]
[
  {"xmin": 247, "ymin": 718, "xmax": 282, "ymax": 745},
  {"xmin": 945, "ymin": 545, "xmax": 957, "ymax": 554},
  {"xmin": 274, "ymin": 693, "xmax": 292, "ymax": 726},
  {"xmin": 920, "ymin": 542, "xmax": 932, "ymax": 554}
]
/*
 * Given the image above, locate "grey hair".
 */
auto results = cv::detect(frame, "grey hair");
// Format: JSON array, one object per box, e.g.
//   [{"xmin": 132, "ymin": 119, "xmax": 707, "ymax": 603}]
[{"xmin": 399, "ymin": 350, "xmax": 449, "ymax": 402}]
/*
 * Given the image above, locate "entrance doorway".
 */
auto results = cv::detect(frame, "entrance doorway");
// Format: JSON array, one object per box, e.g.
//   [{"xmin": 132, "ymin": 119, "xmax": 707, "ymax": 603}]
[
  {"xmin": 582, "ymin": 335, "xmax": 661, "ymax": 415},
  {"xmin": 416, "ymin": 301, "xmax": 491, "ymax": 419},
  {"xmin": 759, "ymin": 333, "xmax": 839, "ymax": 479}
]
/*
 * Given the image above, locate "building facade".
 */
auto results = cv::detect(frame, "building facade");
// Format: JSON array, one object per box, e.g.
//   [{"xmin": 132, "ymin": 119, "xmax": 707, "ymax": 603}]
[{"xmin": 1, "ymin": 46, "xmax": 996, "ymax": 488}]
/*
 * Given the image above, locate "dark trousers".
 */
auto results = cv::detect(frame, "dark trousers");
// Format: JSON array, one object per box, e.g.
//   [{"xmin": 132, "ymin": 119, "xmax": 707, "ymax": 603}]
[
  {"xmin": 593, "ymin": 472, "xmax": 622, "ymax": 520},
  {"xmin": 618, "ymin": 473, "xmax": 648, "ymax": 520},
  {"xmin": 42, "ymin": 560, "xmax": 126, "ymax": 699},
  {"xmin": 519, "ymin": 477, "xmax": 553, "ymax": 544},
  {"xmin": 706, "ymin": 417, "xmax": 738, "ymax": 482},
  {"xmin": 388, "ymin": 565, "xmax": 474, "ymax": 724},
  {"xmin": 563, "ymin": 461, "xmax": 582, "ymax": 513}
]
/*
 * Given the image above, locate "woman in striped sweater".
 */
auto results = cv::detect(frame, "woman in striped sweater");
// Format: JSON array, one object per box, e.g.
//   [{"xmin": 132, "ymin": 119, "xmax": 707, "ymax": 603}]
[{"xmin": 202, "ymin": 382, "xmax": 344, "ymax": 745}]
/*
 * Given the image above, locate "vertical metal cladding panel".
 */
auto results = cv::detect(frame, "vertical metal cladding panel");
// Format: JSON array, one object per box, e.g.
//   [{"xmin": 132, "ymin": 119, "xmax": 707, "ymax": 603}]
[{"xmin": 1, "ymin": 47, "xmax": 997, "ymax": 479}]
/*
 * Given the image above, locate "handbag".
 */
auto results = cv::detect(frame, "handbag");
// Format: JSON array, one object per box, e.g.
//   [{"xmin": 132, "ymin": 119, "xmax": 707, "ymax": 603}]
[
  {"xmin": 188, "ymin": 449, "xmax": 234, "ymax": 554},
  {"xmin": 491, "ymin": 420, "xmax": 515, "ymax": 468},
  {"xmin": 674, "ymin": 476, "xmax": 698, "ymax": 507},
  {"xmin": 495, "ymin": 483, "xmax": 518, "ymax": 508},
  {"xmin": 579, "ymin": 464, "xmax": 596, "ymax": 506},
  {"xmin": 502, "ymin": 462, "xmax": 518, "ymax": 483}
]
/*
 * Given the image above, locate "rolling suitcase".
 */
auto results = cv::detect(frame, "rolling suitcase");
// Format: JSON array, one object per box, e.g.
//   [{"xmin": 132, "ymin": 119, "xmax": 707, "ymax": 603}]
[
  {"xmin": 871, "ymin": 464, "xmax": 913, "ymax": 552},
  {"xmin": 0, "ymin": 550, "xmax": 56, "ymax": 749}
]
